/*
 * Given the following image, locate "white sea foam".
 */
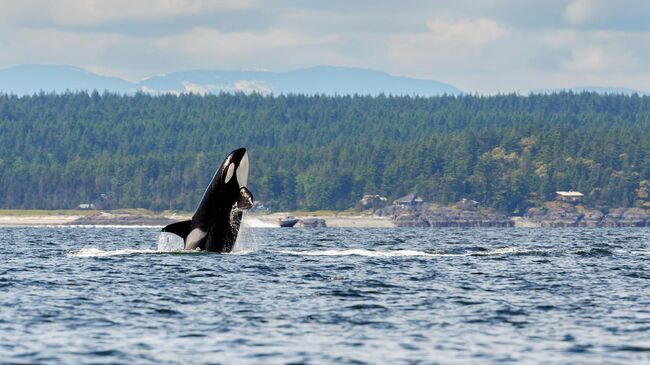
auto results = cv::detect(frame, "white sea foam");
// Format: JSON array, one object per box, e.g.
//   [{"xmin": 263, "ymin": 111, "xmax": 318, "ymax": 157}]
[
  {"xmin": 242, "ymin": 217, "xmax": 277, "ymax": 228},
  {"xmin": 278, "ymin": 247, "xmax": 544, "ymax": 258},
  {"xmin": 470, "ymin": 247, "xmax": 525, "ymax": 256},
  {"xmin": 279, "ymin": 249, "xmax": 438, "ymax": 257},
  {"xmin": 68, "ymin": 248, "xmax": 158, "ymax": 257},
  {"xmin": 632, "ymin": 250, "xmax": 650, "ymax": 255}
]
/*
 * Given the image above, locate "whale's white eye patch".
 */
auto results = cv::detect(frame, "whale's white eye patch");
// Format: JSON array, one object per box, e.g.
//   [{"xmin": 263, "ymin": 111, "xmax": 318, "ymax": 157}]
[
  {"xmin": 237, "ymin": 152, "xmax": 249, "ymax": 187},
  {"xmin": 224, "ymin": 163, "xmax": 235, "ymax": 183}
]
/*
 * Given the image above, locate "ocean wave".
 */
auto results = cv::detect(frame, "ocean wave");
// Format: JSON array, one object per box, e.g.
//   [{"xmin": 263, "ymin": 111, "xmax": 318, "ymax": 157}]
[
  {"xmin": 469, "ymin": 247, "xmax": 541, "ymax": 256},
  {"xmin": 279, "ymin": 248, "xmax": 435, "ymax": 257},
  {"xmin": 67, "ymin": 248, "xmax": 158, "ymax": 257},
  {"xmin": 279, "ymin": 247, "xmax": 550, "ymax": 258}
]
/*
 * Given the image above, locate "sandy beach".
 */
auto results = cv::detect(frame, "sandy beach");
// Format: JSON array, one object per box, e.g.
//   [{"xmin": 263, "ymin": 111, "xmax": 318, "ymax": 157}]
[
  {"xmin": 0, "ymin": 215, "xmax": 84, "ymax": 226},
  {"xmin": 0, "ymin": 211, "xmax": 395, "ymax": 228}
]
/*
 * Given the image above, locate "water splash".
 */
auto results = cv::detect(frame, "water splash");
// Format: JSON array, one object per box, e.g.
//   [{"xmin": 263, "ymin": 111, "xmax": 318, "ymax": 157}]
[
  {"xmin": 157, "ymin": 232, "xmax": 185, "ymax": 251},
  {"xmin": 242, "ymin": 217, "xmax": 276, "ymax": 228},
  {"xmin": 233, "ymin": 218, "xmax": 259, "ymax": 253}
]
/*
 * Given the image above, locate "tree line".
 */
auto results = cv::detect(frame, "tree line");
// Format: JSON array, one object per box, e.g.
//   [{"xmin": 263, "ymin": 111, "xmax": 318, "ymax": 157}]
[{"xmin": 0, "ymin": 91, "xmax": 648, "ymax": 213}]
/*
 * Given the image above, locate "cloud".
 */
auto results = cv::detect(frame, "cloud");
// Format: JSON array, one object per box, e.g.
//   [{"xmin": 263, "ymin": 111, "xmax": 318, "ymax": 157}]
[
  {"xmin": 180, "ymin": 80, "xmax": 271, "ymax": 95},
  {"xmin": 1, "ymin": 1, "xmax": 650, "ymax": 93},
  {"xmin": 156, "ymin": 27, "xmax": 329, "ymax": 57},
  {"xmin": 0, "ymin": 27, "xmax": 124, "ymax": 65},
  {"xmin": 231, "ymin": 80, "xmax": 272, "ymax": 94},
  {"xmin": 563, "ymin": 47, "xmax": 613, "ymax": 72},
  {"xmin": 424, "ymin": 17, "xmax": 508, "ymax": 44},
  {"xmin": 0, "ymin": 0, "xmax": 259, "ymax": 27},
  {"xmin": 385, "ymin": 17, "xmax": 510, "ymax": 74},
  {"xmin": 564, "ymin": 0, "xmax": 650, "ymax": 31},
  {"xmin": 0, "ymin": 0, "xmax": 271, "ymax": 38},
  {"xmin": 565, "ymin": 0, "xmax": 593, "ymax": 25},
  {"xmin": 544, "ymin": 29, "xmax": 648, "ymax": 73}
]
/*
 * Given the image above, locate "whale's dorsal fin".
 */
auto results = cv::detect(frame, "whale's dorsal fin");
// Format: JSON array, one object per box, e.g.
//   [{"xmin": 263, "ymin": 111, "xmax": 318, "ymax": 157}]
[{"xmin": 161, "ymin": 220, "xmax": 192, "ymax": 240}]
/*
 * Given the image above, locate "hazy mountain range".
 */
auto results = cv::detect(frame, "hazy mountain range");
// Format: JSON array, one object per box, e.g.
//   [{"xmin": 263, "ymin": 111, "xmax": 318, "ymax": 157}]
[
  {"xmin": 0, "ymin": 64, "xmax": 646, "ymax": 96},
  {"xmin": 0, "ymin": 64, "xmax": 462, "ymax": 96}
]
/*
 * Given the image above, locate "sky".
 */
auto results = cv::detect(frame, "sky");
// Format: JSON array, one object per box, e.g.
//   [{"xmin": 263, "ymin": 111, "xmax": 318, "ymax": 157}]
[{"xmin": 1, "ymin": 0, "xmax": 649, "ymax": 93}]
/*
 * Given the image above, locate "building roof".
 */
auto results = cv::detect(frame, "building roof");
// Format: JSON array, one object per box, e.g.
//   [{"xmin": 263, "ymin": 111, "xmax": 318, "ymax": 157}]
[
  {"xmin": 556, "ymin": 191, "xmax": 584, "ymax": 197},
  {"xmin": 394, "ymin": 193, "xmax": 423, "ymax": 204}
]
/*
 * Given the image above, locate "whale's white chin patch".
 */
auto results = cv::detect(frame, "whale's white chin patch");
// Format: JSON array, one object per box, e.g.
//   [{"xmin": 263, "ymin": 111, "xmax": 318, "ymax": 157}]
[{"xmin": 237, "ymin": 152, "xmax": 249, "ymax": 187}]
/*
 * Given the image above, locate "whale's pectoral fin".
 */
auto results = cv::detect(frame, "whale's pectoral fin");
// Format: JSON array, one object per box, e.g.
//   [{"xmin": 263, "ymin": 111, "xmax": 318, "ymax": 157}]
[
  {"xmin": 236, "ymin": 186, "xmax": 254, "ymax": 210},
  {"xmin": 161, "ymin": 220, "xmax": 192, "ymax": 240}
]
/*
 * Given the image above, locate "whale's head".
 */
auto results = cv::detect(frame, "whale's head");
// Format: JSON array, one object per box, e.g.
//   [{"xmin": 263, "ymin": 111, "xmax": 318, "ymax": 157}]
[
  {"xmin": 216, "ymin": 148, "xmax": 253, "ymax": 210},
  {"xmin": 220, "ymin": 147, "xmax": 249, "ymax": 189}
]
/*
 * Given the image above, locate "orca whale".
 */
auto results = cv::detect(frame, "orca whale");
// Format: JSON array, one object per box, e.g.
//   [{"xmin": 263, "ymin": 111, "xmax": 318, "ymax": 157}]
[{"xmin": 162, "ymin": 148, "xmax": 254, "ymax": 253}]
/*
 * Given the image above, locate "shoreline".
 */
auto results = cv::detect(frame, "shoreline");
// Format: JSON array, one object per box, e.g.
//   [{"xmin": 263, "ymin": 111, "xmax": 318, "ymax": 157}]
[
  {"xmin": 0, "ymin": 210, "xmax": 396, "ymax": 228},
  {"xmin": 0, "ymin": 210, "xmax": 646, "ymax": 228}
]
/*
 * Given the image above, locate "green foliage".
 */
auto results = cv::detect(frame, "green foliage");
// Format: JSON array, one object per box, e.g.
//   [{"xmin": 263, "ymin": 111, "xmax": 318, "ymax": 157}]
[{"xmin": 0, "ymin": 91, "xmax": 647, "ymax": 212}]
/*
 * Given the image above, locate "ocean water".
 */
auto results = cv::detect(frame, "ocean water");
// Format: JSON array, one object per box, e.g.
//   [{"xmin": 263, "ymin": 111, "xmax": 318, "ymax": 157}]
[{"xmin": 1, "ymin": 226, "xmax": 649, "ymax": 364}]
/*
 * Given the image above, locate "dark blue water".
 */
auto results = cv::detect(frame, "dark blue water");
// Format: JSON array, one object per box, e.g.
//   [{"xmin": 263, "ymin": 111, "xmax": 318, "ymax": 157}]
[{"xmin": 1, "ymin": 226, "xmax": 649, "ymax": 364}]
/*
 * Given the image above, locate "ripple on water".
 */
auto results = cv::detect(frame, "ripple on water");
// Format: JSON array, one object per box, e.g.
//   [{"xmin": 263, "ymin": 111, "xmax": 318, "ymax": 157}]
[{"xmin": 0, "ymin": 227, "xmax": 649, "ymax": 364}]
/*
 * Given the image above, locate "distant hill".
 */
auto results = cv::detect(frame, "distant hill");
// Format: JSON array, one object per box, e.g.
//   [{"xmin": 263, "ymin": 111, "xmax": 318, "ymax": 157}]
[
  {"xmin": 0, "ymin": 64, "xmax": 461, "ymax": 96},
  {"xmin": 0, "ymin": 64, "xmax": 137, "ymax": 95},
  {"xmin": 139, "ymin": 66, "xmax": 463, "ymax": 96}
]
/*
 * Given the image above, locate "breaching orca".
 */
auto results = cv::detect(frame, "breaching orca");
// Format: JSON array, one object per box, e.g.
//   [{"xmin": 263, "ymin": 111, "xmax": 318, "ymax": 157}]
[{"xmin": 162, "ymin": 148, "xmax": 254, "ymax": 252}]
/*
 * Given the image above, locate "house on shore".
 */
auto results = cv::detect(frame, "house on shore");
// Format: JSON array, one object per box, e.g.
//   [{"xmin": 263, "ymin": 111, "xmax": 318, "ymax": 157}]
[
  {"xmin": 358, "ymin": 194, "xmax": 388, "ymax": 210},
  {"xmin": 394, "ymin": 193, "xmax": 424, "ymax": 207},
  {"xmin": 556, "ymin": 191, "xmax": 584, "ymax": 203},
  {"xmin": 455, "ymin": 198, "xmax": 479, "ymax": 211}
]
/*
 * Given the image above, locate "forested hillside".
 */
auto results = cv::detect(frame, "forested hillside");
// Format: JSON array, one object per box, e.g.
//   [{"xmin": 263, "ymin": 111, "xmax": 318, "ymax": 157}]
[{"xmin": 0, "ymin": 92, "xmax": 648, "ymax": 213}]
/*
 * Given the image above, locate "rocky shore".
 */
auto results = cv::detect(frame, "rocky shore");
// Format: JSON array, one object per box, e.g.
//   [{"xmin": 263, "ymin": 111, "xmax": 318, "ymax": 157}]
[
  {"xmin": 0, "ymin": 204, "xmax": 647, "ymax": 228},
  {"xmin": 375, "ymin": 200, "xmax": 514, "ymax": 228},
  {"xmin": 374, "ymin": 200, "xmax": 650, "ymax": 228},
  {"xmin": 296, "ymin": 218, "xmax": 328, "ymax": 228},
  {"xmin": 524, "ymin": 202, "xmax": 650, "ymax": 227}
]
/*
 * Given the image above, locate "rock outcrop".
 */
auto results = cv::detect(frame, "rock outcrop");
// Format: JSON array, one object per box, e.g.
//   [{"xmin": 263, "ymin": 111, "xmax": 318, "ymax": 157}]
[
  {"xmin": 376, "ymin": 202, "xmax": 514, "ymax": 228},
  {"xmin": 297, "ymin": 218, "xmax": 327, "ymax": 228},
  {"xmin": 577, "ymin": 209, "xmax": 605, "ymax": 227},
  {"xmin": 524, "ymin": 202, "xmax": 650, "ymax": 227},
  {"xmin": 378, "ymin": 199, "xmax": 650, "ymax": 228},
  {"xmin": 524, "ymin": 202, "xmax": 582, "ymax": 227},
  {"xmin": 600, "ymin": 208, "xmax": 650, "ymax": 227}
]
